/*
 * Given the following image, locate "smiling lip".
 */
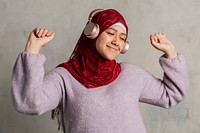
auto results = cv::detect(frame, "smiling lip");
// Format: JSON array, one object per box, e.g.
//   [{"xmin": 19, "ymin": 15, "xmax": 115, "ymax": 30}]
[{"xmin": 107, "ymin": 45, "xmax": 119, "ymax": 52}]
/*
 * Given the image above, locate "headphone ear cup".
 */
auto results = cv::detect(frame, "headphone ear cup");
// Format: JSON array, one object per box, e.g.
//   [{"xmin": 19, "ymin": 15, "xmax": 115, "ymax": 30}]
[
  {"xmin": 121, "ymin": 42, "xmax": 129, "ymax": 54},
  {"xmin": 84, "ymin": 22, "xmax": 100, "ymax": 39}
]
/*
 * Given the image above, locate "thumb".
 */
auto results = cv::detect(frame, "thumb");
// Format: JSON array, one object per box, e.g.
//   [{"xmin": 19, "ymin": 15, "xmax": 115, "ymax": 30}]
[
  {"xmin": 41, "ymin": 32, "xmax": 55, "ymax": 47},
  {"xmin": 150, "ymin": 35, "xmax": 164, "ymax": 51},
  {"xmin": 47, "ymin": 32, "xmax": 55, "ymax": 41},
  {"xmin": 150, "ymin": 35, "xmax": 159, "ymax": 47}
]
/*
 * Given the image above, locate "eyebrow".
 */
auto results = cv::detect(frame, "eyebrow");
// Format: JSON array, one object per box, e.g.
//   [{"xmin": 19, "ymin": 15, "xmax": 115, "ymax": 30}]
[{"xmin": 107, "ymin": 28, "xmax": 127, "ymax": 36}]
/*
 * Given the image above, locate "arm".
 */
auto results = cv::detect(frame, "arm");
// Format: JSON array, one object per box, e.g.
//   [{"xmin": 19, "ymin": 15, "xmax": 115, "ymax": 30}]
[
  {"xmin": 12, "ymin": 53, "xmax": 63, "ymax": 115},
  {"xmin": 11, "ymin": 28, "xmax": 62, "ymax": 115},
  {"xmin": 139, "ymin": 54, "xmax": 189, "ymax": 108},
  {"xmin": 139, "ymin": 33, "xmax": 189, "ymax": 108}
]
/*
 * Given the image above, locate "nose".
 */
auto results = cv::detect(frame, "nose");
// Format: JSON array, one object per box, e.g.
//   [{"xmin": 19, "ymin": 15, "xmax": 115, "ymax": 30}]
[{"xmin": 111, "ymin": 35, "xmax": 119, "ymax": 46}]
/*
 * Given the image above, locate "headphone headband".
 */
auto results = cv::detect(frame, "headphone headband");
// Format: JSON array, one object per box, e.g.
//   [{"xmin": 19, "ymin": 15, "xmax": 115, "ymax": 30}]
[
  {"xmin": 88, "ymin": 9, "xmax": 104, "ymax": 21},
  {"xmin": 84, "ymin": 9, "xmax": 104, "ymax": 39}
]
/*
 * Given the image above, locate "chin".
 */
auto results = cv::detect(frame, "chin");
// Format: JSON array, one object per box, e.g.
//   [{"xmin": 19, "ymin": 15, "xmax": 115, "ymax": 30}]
[
  {"xmin": 102, "ymin": 53, "xmax": 117, "ymax": 60},
  {"xmin": 105, "ymin": 56, "xmax": 115, "ymax": 61}
]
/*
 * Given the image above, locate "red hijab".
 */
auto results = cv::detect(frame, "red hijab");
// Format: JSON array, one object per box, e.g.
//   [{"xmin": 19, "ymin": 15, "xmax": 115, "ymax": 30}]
[{"xmin": 58, "ymin": 9, "xmax": 128, "ymax": 88}]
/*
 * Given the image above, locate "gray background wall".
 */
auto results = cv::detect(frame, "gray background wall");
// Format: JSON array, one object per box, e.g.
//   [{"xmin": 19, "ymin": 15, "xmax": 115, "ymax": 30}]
[{"xmin": 0, "ymin": 0, "xmax": 199, "ymax": 132}]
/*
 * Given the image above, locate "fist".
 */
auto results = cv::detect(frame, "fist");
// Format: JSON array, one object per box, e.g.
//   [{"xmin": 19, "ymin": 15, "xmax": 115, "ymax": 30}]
[
  {"xmin": 150, "ymin": 33, "xmax": 177, "ymax": 58},
  {"xmin": 25, "ymin": 28, "xmax": 55, "ymax": 54}
]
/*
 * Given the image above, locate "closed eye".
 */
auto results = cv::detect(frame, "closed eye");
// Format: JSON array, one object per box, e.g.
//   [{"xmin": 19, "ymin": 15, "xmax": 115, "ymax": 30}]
[
  {"xmin": 106, "ymin": 31, "xmax": 114, "ymax": 35},
  {"xmin": 120, "ymin": 37, "xmax": 126, "ymax": 41}
]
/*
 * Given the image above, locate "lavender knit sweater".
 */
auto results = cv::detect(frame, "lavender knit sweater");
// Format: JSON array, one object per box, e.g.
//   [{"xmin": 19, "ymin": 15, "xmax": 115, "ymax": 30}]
[{"xmin": 11, "ymin": 52, "xmax": 189, "ymax": 133}]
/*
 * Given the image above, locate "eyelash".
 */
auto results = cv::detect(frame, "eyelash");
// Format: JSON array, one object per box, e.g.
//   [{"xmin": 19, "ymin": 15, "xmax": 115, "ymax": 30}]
[
  {"xmin": 121, "ymin": 38, "xmax": 125, "ymax": 42},
  {"xmin": 106, "ymin": 31, "xmax": 126, "ymax": 42},
  {"xmin": 107, "ymin": 32, "xmax": 114, "ymax": 35}
]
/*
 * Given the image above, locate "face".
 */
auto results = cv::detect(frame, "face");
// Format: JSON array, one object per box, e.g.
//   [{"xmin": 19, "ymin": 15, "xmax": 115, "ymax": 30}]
[{"xmin": 95, "ymin": 24, "xmax": 127, "ymax": 60}]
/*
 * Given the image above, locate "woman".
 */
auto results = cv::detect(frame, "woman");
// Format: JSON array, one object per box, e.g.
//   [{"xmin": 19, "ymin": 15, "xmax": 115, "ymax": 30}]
[{"xmin": 12, "ymin": 9, "xmax": 189, "ymax": 133}]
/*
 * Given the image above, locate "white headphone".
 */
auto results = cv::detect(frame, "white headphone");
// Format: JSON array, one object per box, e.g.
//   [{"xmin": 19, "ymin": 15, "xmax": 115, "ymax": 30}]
[{"xmin": 83, "ymin": 9, "xmax": 129, "ymax": 54}]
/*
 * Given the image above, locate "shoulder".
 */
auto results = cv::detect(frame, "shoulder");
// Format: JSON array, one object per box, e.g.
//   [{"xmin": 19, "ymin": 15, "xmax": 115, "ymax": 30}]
[
  {"xmin": 47, "ymin": 67, "xmax": 71, "ymax": 78},
  {"xmin": 120, "ymin": 62, "xmax": 145, "ymax": 72},
  {"xmin": 48, "ymin": 67, "xmax": 80, "ymax": 85},
  {"xmin": 119, "ymin": 62, "xmax": 155, "ymax": 84},
  {"xmin": 119, "ymin": 62, "xmax": 151, "ymax": 77},
  {"xmin": 44, "ymin": 67, "xmax": 71, "ymax": 83}
]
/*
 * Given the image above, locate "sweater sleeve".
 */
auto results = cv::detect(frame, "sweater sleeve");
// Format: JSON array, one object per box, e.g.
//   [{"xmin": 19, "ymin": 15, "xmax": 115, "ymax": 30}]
[
  {"xmin": 139, "ymin": 54, "xmax": 189, "ymax": 108},
  {"xmin": 11, "ymin": 52, "xmax": 63, "ymax": 115}
]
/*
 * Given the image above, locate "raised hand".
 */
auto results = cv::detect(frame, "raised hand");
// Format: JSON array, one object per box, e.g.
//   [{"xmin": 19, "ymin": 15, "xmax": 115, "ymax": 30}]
[
  {"xmin": 25, "ymin": 28, "xmax": 55, "ymax": 54},
  {"xmin": 150, "ymin": 33, "xmax": 177, "ymax": 59}
]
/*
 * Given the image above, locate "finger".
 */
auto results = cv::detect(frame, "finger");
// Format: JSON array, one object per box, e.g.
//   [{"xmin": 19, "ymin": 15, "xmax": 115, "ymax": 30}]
[
  {"xmin": 161, "ymin": 33, "xmax": 166, "ymax": 38},
  {"xmin": 46, "ymin": 31, "xmax": 54, "ymax": 37},
  {"xmin": 42, "ymin": 29, "xmax": 48, "ymax": 37},
  {"xmin": 31, "ymin": 28, "xmax": 39, "ymax": 38},
  {"xmin": 157, "ymin": 32, "xmax": 166, "ymax": 38},
  {"xmin": 42, "ymin": 32, "xmax": 55, "ymax": 46},
  {"xmin": 29, "ymin": 28, "xmax": 38, "ymax": 38},
  {"xmin": 48, "ymin": 32, "xmax": 55, "ymax": 40},
  {"xmin": 154, "ymin": 33, "xmax": 159, "ymax": 37},
  {"xmin": 44, "ymin": 32, "xmax": 55, "ymax": 42},
  {"xmin": 155, "ymin": 34, "xmax": 161, "ymax": 42},
  {"xmin": 160, "ymin": 32, "xmax": 165, "ymax": 36},
  {"xmin": 159, "ymin": 33, "xmax": 165, "ymax": 38},
  {"xmin": 150, "ymin": 38, "xmax": 162, "ymax": 50},
  {"xmin": 35, "ymin": 28, "xmax": 40, "ymax": 34},
  {"xmin": 37, "ymin": 28, "xmax": 44, "ymax": 37},
  {"xmin": 154, "ymin": 32, "xmax": 161, "ymax": 37},
  {"xmin": 154, "ymin": 33, "xmax": 165, "ymax": 43},
  {"xmin": 151, "ymin": 35, "xmax": 158, "ymax": 43},
  {"xmin": 150, "ymin": 35, "xmax": 158, "ymax": 44},
  {"xmin": 160, "ymin": 33, "xmax": 167, "ymax": 43},
  {"xmin": 150, "ymin": 35, "xmax": 154, "ymax": 43}
]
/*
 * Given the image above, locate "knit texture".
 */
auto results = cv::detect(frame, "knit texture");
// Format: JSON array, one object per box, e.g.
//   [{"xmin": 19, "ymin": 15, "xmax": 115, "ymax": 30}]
[{"xmin": 11, "ymin": 52, "xmax": 189, "ymax": 133}]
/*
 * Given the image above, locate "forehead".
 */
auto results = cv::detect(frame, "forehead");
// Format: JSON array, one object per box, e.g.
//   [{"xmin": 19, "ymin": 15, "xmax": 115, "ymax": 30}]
[{"xmin": 107, "ymin": 24, "xmax": 126, "ymax": 35}]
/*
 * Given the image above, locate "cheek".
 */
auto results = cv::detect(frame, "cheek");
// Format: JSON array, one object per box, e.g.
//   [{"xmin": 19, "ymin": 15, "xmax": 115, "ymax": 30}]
[
  {"xmin": 95, "ymin": 38, "xmax": 103, "ymax": 53},
  {"xmin": 96, "ymin": 35, "xmax": 107, "ymax": 48},
  {"xmin": 118, "ymin": 42, "xmax": 125, "ymax": 51},
  {"xmin": 122, "ymin": 42, "xmax": 126, "ymax": 49}
]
